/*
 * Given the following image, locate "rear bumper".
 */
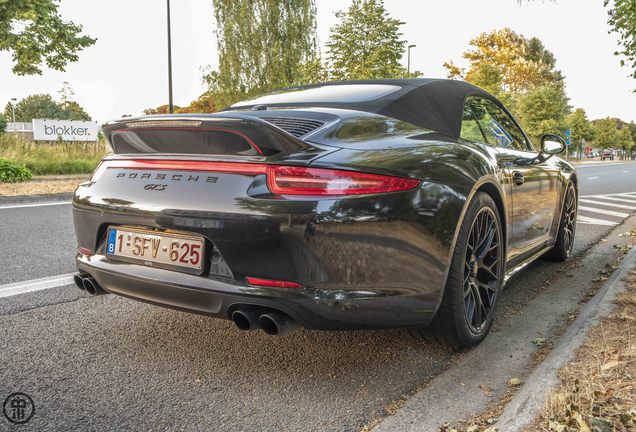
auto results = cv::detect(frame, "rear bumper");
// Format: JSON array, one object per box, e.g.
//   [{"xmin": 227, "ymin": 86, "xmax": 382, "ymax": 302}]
[{"xmin": 77, "ymin": 253, "xmax": 437, "ymax": 329}]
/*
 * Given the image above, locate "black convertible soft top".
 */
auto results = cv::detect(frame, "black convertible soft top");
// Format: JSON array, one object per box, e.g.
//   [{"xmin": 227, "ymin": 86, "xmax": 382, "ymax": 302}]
[{"xmin": 228, "ymin": 79, "xmax": 494, "ymax": 139}]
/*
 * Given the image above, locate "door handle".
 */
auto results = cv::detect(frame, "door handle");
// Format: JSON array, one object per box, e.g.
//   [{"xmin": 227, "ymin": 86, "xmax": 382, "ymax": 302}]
[{"xmin": 512, "ymin": 171, "xmax": 525, "ymax": 186}]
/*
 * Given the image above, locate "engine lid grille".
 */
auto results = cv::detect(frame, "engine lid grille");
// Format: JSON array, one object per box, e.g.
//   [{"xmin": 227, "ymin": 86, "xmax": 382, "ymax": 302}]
[{"xmin": 260, "ymin": 117, "xmax": 325, "ymax": 138}]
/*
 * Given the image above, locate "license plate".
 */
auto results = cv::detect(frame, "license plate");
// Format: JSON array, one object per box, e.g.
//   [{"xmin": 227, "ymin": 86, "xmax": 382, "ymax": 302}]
[{"xmin": 106, "ymin": 227, "xmax": 204, "ymax": 273}]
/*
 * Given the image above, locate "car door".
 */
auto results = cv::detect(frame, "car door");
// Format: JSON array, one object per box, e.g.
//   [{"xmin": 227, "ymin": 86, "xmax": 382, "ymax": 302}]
[{"xmin": 474, "ymin": 98, "xmax": 560, "ymax": 258}]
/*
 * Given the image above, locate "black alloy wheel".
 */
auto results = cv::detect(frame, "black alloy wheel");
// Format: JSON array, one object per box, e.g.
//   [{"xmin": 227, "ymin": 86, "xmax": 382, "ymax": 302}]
[{"xmin": 464, "ymin": 207, "xmax": 502, "ymax": 333}]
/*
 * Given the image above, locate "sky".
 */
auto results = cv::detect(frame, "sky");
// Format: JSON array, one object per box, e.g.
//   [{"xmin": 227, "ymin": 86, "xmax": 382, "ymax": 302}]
[{"xmin": 1, "ymin": 0, "xmax": 634, "ymax": 124}]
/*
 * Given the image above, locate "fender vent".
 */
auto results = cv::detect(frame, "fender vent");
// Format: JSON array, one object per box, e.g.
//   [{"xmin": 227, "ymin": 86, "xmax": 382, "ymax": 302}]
[{"xmin": 260, "ymin": 117, "xmax": 325, "ymax": 138}]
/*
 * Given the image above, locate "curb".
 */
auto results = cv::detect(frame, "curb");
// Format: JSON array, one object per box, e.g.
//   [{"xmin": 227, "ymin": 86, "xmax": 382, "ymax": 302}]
[{"xmin": 494, "ymin": 243, "xmax": 636, "ymax": 431}]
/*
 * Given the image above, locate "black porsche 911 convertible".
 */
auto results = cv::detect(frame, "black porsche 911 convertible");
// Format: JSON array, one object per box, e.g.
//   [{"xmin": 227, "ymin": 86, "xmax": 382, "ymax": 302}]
[{"xmin": 72, "ymin": 78, "xmax": 577, "ymax": 347}]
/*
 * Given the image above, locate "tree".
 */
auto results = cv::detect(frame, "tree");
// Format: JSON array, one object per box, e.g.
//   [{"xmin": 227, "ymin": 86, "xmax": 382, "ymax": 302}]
[
  {"xmin": 62, "ymin": 101, "xmax": 91, "ymax": 121},
  {"xmin": 0, "ymin": 0, "xmax": 96, "ymax": 75},
  {"xmin": 4, "ymin": 93, "xmax": 91, "ymax": 122},
  {"xmin": 326, "ymin": 0, "xmax": 410, "ymax": 80},
  {"xmin": 206, "ymin": 0, "xmax": 318, "ymax": 107},
  {"xmin": 0, "ymin": 114, "xmax": 6, "ymax": 133},
  {"xmin": 565, "ymin": 108, "xmax": 595, "ymax": 158},
  {"xmin": 617, "ymin": 124, "xmax": 634, "ymax": 152},
  {"xmin": 445, "ymin": 28, "xmax": 562, "ymax": 95},
  {"xmin": 5, "ymin": 94, "xmax": 64, "ymax": 122},
  {"xmin": 605, "ymin": 0, "xmax": 635, "ymax": 81},
  {"xmin": 593, "ymin": 117, "xmax": 620, "ymax": 149},
  {"xmin": 514, "ymin": 82, "xmax": 570, "ymax": 144},
  {"xmin": 56, "ymin": 82, "xmax": 91, "ymax": 120},
  {"xmin": 58, "ymin": 81, "xmax": 75, "ymax": 108},
  {"xmin": 628, "ymin": 121, "xmax": 636, "ymax": 144},
  {"xmin": 297, "ymin": 56, "xmax": 329, "ymax": 85}
]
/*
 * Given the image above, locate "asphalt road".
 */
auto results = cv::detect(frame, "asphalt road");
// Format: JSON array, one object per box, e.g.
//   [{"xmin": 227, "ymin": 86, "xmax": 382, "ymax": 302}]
[{"xmin": 1, "ymin": 160, "xmax": 635, "ymax": 431}]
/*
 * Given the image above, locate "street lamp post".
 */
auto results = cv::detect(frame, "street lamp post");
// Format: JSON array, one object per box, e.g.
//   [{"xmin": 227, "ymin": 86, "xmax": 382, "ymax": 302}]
[
  {"xmin": 10, "ymin": 97, "xmax": 17, "ymax": 123},
  {"xmin": 166, "ymin": 0, "xmax": 174, "ymax": 114},
  {"xmin": 407, "ymin": 44, "xmax": 416, "ymax": 75}
]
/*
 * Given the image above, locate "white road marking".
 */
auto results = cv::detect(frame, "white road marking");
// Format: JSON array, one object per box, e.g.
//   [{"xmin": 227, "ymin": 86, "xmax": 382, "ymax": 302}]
[
  {"xmin": 576, "ymin": 215, "xmax": 618, "ymax": 226},
  {"xmin": 581, "ymin": 195, "xmax": 636, "ymax": 204},
  {"xmin": 587, "ymin": 176, "xmax": 599, "ymax": 180},
  {"xmin": 0, "ymin": 273, "xmax": 76, "ymax": 299},
  {"xmin": 578, "ymin": 199, "xmax": 636, "ymax": 210},
  {"xmin": 578, "ymin": 206, "xmax": 629, "ymax": 218},
  {"xmin": 0, "ymin": 201, "xmax": 71, "ymax": 210},
  {"xmin": 575, "ymin": 161, "xmax": 636, "ymax": 168}
]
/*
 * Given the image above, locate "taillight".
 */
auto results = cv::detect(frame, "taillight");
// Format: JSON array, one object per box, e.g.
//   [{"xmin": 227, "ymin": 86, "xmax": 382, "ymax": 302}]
[
  {"xmin": 266, "ymin": 166, "xmax": 420, "ymax": 196},
  {"xmin": 90, "ymin": 159, "xmax": 420, "ymax": 196}
]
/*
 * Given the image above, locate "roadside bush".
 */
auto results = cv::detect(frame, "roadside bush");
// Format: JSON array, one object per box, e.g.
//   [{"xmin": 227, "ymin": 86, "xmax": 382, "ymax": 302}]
[
  {"xmin": 0, "ymin": 158, "xmax": 33, "ymax": 182},
  {"xmin": 0, "ymin": 115, "xmax": 6, "ymax": 133}
]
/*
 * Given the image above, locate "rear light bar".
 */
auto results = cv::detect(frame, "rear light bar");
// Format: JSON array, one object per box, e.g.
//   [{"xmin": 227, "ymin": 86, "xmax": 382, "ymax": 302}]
[
  {"xmin": 266, "ymin": 166, "xmax": 420, "ymax": 195},
  {"xmin": 246, "ymin": 277, "xmax": 303, "ymax": 289},
  {"xmin": 92, "ymin": 160, "xmax": 421, "ymax": 196}
]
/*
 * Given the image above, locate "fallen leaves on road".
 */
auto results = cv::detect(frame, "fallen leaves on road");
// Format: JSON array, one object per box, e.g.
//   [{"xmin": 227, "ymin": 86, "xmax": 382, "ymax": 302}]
[
  {"xmin": 478, "ymin": 384, "xmax": 493, "ymax": 396},
  {"xmin": 532, "ymin": 337, "xmax": 547, "ymax": 347},
  {"xmin": 507, "ymin": 378, "xmax": 523, "ymax": 386}
]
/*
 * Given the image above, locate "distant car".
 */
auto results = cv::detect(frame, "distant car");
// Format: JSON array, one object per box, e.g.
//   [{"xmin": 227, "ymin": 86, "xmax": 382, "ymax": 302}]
[
  {"xmin": 72, "ymin": 79, "xmax": 578, "ymax": 348},
  {"xmin": 601, "ymin": 149, "xmax": 615, "ymax": 161}
]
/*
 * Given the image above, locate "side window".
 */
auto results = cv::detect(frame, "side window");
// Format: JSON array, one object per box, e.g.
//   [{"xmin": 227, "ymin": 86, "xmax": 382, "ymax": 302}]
[
  {"xmin": 481, "ymin": 100, "xmax": 530, "ymax": 151},
  {"xmin": 460, "ymin": 97, "xmax": 489, "ymax": 144}
]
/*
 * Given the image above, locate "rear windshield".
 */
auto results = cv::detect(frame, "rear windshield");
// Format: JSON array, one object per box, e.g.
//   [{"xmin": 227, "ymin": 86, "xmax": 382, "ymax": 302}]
[
  {"xmin": 110, "ymin": 128, "xmax": 259, "ymax": 155},
  {"xmin": 232, "ymin": 84, "xmax": 400, "ymax": 108}
]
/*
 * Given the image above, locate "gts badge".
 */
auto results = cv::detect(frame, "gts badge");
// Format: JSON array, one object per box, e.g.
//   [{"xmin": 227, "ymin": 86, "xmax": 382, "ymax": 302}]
[{"xmin": 144, "ymin": 184, "xmax": 167, "ymax": 191}]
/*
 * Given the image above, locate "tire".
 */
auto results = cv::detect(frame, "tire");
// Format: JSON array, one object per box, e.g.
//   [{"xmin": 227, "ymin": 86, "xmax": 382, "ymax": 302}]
[
  {"xmin": 543, "ymin": 182, "xmax": 577, "ymax": 262},
  {"xmin": 409, "ymin": 192, "xmax": 504, "ymax": 349}
]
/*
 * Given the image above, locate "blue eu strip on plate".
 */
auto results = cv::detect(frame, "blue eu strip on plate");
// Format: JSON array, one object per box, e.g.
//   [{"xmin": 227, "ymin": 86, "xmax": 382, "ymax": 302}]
[{"xmin": 107, "ymin": 229, "xmax": 117, "ymax": 254}]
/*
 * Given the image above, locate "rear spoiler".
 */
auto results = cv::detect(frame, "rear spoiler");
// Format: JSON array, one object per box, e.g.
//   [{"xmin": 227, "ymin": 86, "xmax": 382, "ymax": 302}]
[{"xmin": 102, "ymin": 114, "xmax": 313, "ymax": 156}]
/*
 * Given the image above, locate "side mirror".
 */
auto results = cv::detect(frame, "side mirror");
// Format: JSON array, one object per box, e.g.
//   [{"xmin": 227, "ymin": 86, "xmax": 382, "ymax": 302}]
[{"xmin": 541, "ymin": 134, "xmax": 566, "ymax": 156}]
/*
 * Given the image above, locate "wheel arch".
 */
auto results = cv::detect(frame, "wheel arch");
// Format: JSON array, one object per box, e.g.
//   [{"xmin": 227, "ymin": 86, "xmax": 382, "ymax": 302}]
[{"xmin": 431, "ymin": 176, "xmax": 508, "ymax": 318}]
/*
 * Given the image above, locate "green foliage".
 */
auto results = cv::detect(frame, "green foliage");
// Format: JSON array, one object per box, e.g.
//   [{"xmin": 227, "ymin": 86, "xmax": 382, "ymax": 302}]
[
  {"xmin": 0, "ymin": 114, "xmax": 6, "ymax": 133},
  {"xmin": 628, "ymin": 121, "xmax": 636, "ymax": 143},
  {"xmin": 297, "ymin": 57, "xmax": 329, "ymax": 85},
  {"xmin": 604, "ymin": 0, "xmax": 636, "ymax": 82},
  {"xmin": 445, "ymin": 28, "xmax": 562, "ymax": 96},
  {"xmin": 565, "ymin": 108, "xmax": 595, "ymax": 154},
  {"xmin": 206, "ymin": 0, "xmax": 318, "ymax": 107},
  {"xmin": 326, "ymin": 0, "xmax": 410, "ymax": 80},
  {"xmin": 3, "ymin": 91, "xmax": 91, "ymax": 122},
  {"xmin": 0, "ymin": 0, "xmax": 96, "ymax": 75},
  {"xmin": 617, "ymin": 124, "xmax": 634, "ymax": 150},
  {"xmin": 514, "ymin": 82, "xmax": 570, "ymax": 144},
  {"xmin": 592, "ymin": 118, "xmax": 620, "ymax": 149},
  {"xmin": 0, "ymin": 133, "xmax": 108, "ymax": 175},
  {"xmin": 0, "ymin": 158, "xmax": 32, "ymax": 182}
]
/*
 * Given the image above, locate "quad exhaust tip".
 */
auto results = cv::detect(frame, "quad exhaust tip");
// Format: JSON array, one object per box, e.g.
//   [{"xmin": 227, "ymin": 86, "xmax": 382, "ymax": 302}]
[
  {"xmin": 259, "ymin": 311, "xmax": 298, "ymax": 336},
  {"xmin": 231, "ymin": 309, "xmax": 261, "ymax": 331},
  {"xmin": 231, "ymin": 307, "xmax": 298, "ymax": 336},
  {"xmin": 74, "ymin": 273, "xmax": 106, "ymax": 296}
]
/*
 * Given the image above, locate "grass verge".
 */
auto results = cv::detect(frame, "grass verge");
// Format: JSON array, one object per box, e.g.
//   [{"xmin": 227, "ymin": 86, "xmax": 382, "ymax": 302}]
[
  {"xmin": 535, "ymin": 269, "xmax": 636, "ymax": 431},
  {"xmin": 0, "ymin": 133, "xmax": 109, "ymax": 176}
]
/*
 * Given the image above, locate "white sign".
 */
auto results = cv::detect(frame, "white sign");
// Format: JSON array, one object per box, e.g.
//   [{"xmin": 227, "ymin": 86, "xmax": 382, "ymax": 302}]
[{"xmin": 32, "ymin": 119, "xmax": 99, "ymax": 141}]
